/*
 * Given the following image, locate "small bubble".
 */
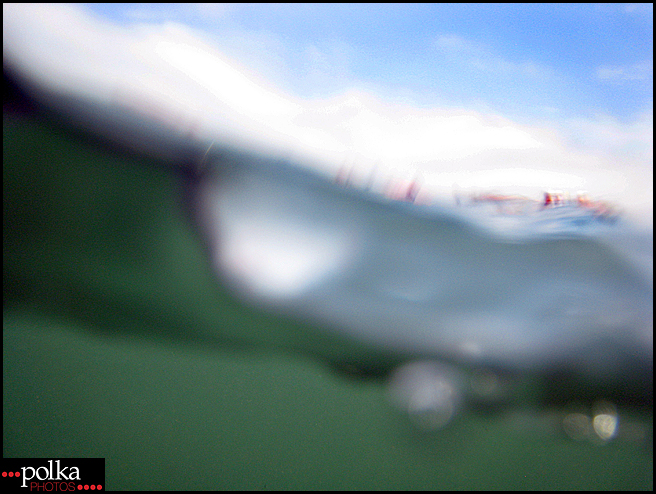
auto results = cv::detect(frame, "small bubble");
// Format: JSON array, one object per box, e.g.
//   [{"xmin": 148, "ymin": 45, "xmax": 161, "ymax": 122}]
[
  {"xmin": 470, "ymin": 369, "xmax": 499, "ymax": 398},
  {"xmin": 592, "ymin": 400, "xmax": 618, "ymax": 441},
  {"xmin": 562, "ymin": 412, "xmax": 591, "ymax": 441},
  {"xmin": 593, "ymin": 414, "xmax": 618, "ymax": 441},
  {"xmin": 388, "ymin": 361, "xmax": 463, "ymax": 431}
]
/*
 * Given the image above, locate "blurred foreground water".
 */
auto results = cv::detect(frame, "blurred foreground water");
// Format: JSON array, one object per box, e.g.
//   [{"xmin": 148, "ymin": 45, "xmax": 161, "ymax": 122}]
[
  {"xmin": 5, "ymin": 87, "xmax": 652, "ymax": 490},
  {"xmin": 189, "ymin": 133, "xmax": 652, "ymax": 432}
]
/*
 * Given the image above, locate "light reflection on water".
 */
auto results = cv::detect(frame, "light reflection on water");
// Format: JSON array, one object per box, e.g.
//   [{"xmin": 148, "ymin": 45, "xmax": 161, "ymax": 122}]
[
  {"xmin": 389, "ymin": 362, "xmax": 647, "ymax": 447},
  {"xmin": 190, "ymin": 151, "xmax": 652, "ymax": 440},
  {"xmin": 387, "ymin": 361, "xmax": 464, "ymax": 431},
  {"xmin": 562, "ymin": 400, "xmax": 624, "ymax": 444}
]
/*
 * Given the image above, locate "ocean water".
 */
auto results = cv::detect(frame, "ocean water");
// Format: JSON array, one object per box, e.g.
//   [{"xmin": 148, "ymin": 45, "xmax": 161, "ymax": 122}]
[
  {"xmin": 5, "ymin": 56, "xmax": 652, "ymax": 435},
  {"xmin": 192, "ymin": 153, "xmax": 652, "ymax": 370},
  {"xmin": 5, "ymin": 111, "xmax": 652, "ymax": 490},
  {"xmin": 190, "ymin": 152, "xmax": 652, "ymax": 430}
]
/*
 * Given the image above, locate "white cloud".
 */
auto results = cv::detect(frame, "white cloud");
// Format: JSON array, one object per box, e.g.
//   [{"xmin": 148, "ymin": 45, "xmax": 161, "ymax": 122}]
[
  {"xmin": 120, "ymin": 3, "xmax": 235, "ymax": 23},
  {"xmin": 597, "ymin": 60, "xmax": 653, "ymax": 82},
  {"xmin": 301, "ymin": 40, "xmax": 354, "ymax": 95},
  {"xmin": 435, "ymin": 34, "xmax": 478, "ymax": 52},
  {"xmin": 562, "ymin": 111, "xmax": 653, "ymax": 161},
  {"xmin": 434, "ymin": 34, "xmax": 553, "ymax": 80},
  {"xmin": 4, "ymin": 4, "xmax": 652, "ymax": 225},
  {"xmin": 556, "ymin": 111, "xmax": 653, "ymax": 222},
  {"xmin": 623, "ymin": 3, "xmax": 654, "ymax": 15}
]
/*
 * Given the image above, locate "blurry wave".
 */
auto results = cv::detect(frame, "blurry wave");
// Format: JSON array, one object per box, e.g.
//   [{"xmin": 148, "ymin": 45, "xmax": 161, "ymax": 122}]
[{"xmin": 191, "ymin": 152, "xmax": 652, "ymax": 383}]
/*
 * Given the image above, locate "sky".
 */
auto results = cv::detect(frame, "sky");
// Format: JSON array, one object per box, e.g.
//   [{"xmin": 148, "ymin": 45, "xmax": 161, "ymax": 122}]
[{"xmin": 3, "ymin": 3, "xmax": 653, "ymax": 223}]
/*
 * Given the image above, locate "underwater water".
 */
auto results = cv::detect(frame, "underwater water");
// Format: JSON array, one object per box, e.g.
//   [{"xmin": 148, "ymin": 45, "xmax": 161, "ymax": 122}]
[
  {"xmin": 4, "ymin": 85, "xmax": 653, "ymax": 492},
  {"xmin": 3, "ymin": 4, "xmax": 652, "ymax": 485}
]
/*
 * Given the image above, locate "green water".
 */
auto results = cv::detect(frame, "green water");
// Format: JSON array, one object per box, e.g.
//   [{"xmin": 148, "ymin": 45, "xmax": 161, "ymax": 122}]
[{"xmin": 4, "ymin": 114, "xmax": 652, "ymax": 489}]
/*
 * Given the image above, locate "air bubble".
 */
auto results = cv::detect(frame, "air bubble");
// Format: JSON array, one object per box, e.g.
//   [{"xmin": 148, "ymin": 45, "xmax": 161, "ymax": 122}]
[{"xmin": 388, "ymin": 361, "xmax": 464, "ymax": 431}]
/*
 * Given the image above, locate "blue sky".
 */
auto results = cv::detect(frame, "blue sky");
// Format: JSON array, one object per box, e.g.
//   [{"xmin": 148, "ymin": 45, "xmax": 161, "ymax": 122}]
[
  {"xmin": 81, "ymin": 3, "xmax": 652, "ymax": 121},
  {"xmin": 4, "ymin": 3, "xmax": 653, "ymax": 222}
]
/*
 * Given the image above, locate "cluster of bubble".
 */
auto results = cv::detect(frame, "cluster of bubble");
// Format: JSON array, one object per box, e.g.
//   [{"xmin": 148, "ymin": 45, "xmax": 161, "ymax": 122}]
[{"xmin": 387, "ymin": 360, "xmax": 650, "ymax": 447}]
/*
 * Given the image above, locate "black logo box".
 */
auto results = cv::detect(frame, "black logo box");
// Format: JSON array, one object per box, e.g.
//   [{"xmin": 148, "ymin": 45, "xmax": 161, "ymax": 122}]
[{"xmin": 2, "ymin": 459, "xmax": 105, "ymax": 489}]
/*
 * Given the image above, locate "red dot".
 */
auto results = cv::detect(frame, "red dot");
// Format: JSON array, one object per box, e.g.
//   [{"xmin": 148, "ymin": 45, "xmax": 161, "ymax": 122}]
[
  {"xmin": 77, "ymin": 485, "xmax": 83, "ymax": 490},
  {"xmin": 84, "ymin": 485, "xmax": 89, "ymax": 490},
  {"xmin": 15, "ymin": 472, "xmax": 20, "ymax": 477},
  {"xmin": 2, "ymin": 472, "xmax": 7, "ymax": 478},
  {"xmin": 90, "ymin": 486, "xmax": 96, "ymax": 491},
  {"xmin": 97, "ymin": 486, "xmax": 103, "ymax": 491},
  {"xmin": 8, "ymin": 472, "xmax": 14, "ymax": 478}
]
